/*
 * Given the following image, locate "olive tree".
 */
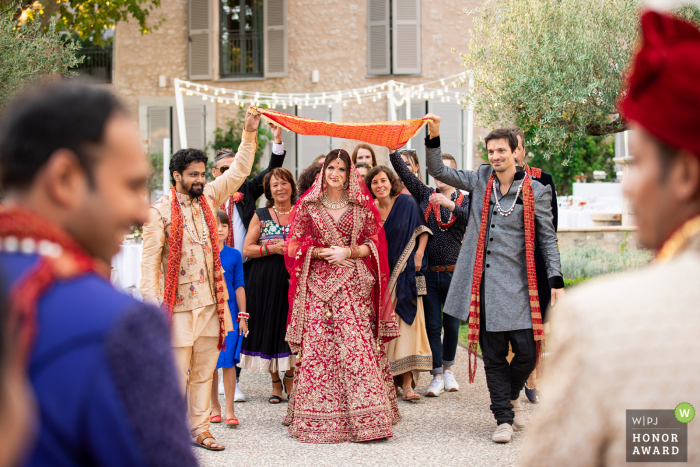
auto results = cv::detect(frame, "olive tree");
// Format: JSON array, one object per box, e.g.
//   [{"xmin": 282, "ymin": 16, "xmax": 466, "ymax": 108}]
[
  {"xmin": 0, "ymin": 5, "xmax": 81, "ymax": 110},
  {"xmin": 458, "ymin": 0, "xmax": 700, "ymax": 157}
]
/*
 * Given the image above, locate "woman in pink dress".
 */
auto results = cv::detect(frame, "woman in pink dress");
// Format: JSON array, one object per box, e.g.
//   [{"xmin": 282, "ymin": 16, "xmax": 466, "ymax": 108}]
[{"xmin": 283, "ymin": 149, "xmax": 401, "ymax": 443}]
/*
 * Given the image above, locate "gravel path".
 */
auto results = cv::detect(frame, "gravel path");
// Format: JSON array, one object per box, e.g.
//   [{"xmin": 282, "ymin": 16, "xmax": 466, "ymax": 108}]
[{"xmin": 196, "ymin": 345, "xmax": 538, "ymax": 467}]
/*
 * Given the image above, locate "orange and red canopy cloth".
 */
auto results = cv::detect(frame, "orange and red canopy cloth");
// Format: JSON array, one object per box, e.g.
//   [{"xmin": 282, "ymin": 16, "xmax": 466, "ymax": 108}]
[{"xmin": 248, "ymin": 106, "xmax": 430, "ymax": 151}]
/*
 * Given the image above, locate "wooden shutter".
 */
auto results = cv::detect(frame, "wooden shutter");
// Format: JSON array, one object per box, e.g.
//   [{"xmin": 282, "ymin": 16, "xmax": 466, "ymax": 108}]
[
  {"xmin": 428, "ymin": 100, "xmax": 463, "ymax": 169},
  {"xmin": 392, "ymin": 0, "xmax": 421, "ymax": 75},
  {"xmin": 367, "ymin": 0, "xmax": 390, "ymax": 75},
  {"xmin": 265, "ymin": 0, "xmax": 287, "ymax": 78},
  {"xmin": 147, "ymin": 106, "xmax": 171, "ymax": 155},
  {"xmin": 173, "ymin": 106, "xmax": 207, "ymax": 151},
  {"xmin": 188, "ymin": 0, "xmax": 212, "ymax": 80},
  {"xmin": 297, "ymin": 106, "xmax": 332, "ymax": 171}
]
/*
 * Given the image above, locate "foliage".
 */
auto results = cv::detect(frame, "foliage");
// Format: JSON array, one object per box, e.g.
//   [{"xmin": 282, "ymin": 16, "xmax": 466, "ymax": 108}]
[
  {"xmin": 459, "ymin": 0, "xmax": 700, "ymax": 156},
  {"xmin": 560, "ymin": 244, "xmax": 652, "ymax": 280},
  {"xmin": 16, "ymin": 0, "xmax": 163, "ymax": 46},
  {"xmin": 208, "ymin": 106, "xmax": 273, "ymax": 181},
  {"xmin": 527, "ymin": 133, "xmax": 616, "ymax": 196},
  {"xmin": 563, "ymin": 276, "xmax": 588, "ymax": 288},
  {"xmin": 0, "ymin": 4, "xmax": 81, "ymax": 110}
]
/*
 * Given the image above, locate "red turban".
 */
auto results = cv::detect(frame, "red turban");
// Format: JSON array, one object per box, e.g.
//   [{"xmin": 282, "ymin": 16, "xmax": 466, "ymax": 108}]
[{"xmin": 620, "ymin": 11, "xmax": 700, "ymax": 157}]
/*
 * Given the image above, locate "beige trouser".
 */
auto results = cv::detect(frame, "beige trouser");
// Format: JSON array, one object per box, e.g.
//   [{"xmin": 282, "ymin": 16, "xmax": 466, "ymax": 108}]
[{"xmin": 172, "ymin": 336, "xmax": 220, "ymax": 437}]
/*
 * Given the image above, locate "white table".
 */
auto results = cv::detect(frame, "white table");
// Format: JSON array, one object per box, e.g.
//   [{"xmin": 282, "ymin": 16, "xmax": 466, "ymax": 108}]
[{"xmin": 111, "ymin": 243, "xmax": 143, "ymax": 299}]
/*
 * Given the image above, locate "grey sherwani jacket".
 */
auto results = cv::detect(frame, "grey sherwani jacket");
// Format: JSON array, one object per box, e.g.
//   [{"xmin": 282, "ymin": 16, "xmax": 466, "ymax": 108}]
[{"xmin": 426, "ymin": 137, "xmax": 563, "ymax": 331}]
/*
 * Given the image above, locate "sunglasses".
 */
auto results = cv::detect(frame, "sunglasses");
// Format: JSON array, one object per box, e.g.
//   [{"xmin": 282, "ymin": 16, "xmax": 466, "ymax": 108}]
[{"xmin": 217, "ymin": 165, "xmax": 229, "ymax": 174}]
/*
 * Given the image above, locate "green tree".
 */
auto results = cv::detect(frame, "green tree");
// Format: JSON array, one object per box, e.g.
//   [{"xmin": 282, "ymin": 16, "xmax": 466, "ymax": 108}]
[
  {"xmin": 0, "ymin": 4, "xmax": 81, "ymax": 110},
  {"xmin": 527, "ymin": 135, "xmax": 616, "ymax": 196},
  {"xmin": 459, "ymin": 0, "xmax": 700, "ymax": 157},
  {"xmin": 208, "ymin": 106, "xmax": 273, "ymax": 181},
  {"xmin": 10, "ymin": 0, "xmax": 163, "ymax": 46}
]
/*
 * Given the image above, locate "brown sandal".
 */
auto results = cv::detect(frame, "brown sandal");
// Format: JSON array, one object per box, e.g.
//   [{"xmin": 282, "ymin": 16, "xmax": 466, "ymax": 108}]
[{"xmin": 192, "ymin": 431, "xmax": 225, "ymax": 451}]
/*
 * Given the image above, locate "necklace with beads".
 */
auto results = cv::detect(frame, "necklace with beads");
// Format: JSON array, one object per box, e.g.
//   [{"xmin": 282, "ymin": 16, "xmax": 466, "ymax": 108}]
[
  {"xmin": 493, "ymin": 179, "xmax": 522, "ymax": 217},
  {"xmin": 273, "ymin": 204, "xmax": 293, "ymax": 215},
  {"xmin": 182, "ymin": 200, "xmax": 208, "ymax": 245},
  {"xmin": 321, "ymin": 191, "xmax": 348, "ymax": 210}
]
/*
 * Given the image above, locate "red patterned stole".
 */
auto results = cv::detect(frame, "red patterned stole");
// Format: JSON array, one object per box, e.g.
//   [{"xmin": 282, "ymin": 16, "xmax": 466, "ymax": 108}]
[
  {"xmin": 424, "ymin": 190, "xmax": 465, "ymax": 229},
  {"xmin": 220, "ymin": 196, "xmax": 236, "ymax": 247},
  {"xmin": 163, "ymin": 187, "xmax": 227, "ymax": 350},
  {"xmin": 0, "ymin": 208, "xmax": 105, "ymax": 360},
  {"xmin": 525, "ymin": 164, "xmax": 542, "ymax": 179},
  {"xmin": 466, "ymin": 172, "xmax": 545, "ymax": 383}
]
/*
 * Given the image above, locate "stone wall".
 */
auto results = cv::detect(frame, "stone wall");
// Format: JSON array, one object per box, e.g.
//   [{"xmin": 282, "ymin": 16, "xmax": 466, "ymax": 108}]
[
  {"xmin": 557, "ymin": 227, "xmax": 641, "ymax": 253},
  {"xmin": 113, "ymin": 0, "xmax": 487, "ymax": 168}
]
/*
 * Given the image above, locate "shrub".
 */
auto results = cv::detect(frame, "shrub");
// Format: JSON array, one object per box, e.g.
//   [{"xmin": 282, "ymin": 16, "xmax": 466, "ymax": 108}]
[{"xmin": 561, "ymin": 244, "xmax": 652, "ymax": 280}]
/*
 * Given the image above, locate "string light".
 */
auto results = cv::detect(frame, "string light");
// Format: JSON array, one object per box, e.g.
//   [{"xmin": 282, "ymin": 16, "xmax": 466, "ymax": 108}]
[{"xmin": 174, "ymin": 72, "xmax": 468, "ymax": 109}]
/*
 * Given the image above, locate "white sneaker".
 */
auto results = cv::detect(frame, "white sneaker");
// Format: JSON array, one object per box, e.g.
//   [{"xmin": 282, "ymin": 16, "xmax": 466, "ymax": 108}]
[
  {"xmin": 492, "ymin": 423, "xmax": 513, "ymax": 443},
  {"xmin": 511, "ymin": 399, "xmax": 526, "ymax": 430},
  {"xmin": 443, "ymin": 370, "xmax": 460, "ymax": 392},
  {"xmin": 425, "ymin": 375, "xmax": 445, "ymax": 397},
  {"xmin": 218, "ymin": 380, "xmax": 225, "ymax": 395},
  {"xmin": 234, "ymin": 383, "xmax": 246, "ymax": 402}
]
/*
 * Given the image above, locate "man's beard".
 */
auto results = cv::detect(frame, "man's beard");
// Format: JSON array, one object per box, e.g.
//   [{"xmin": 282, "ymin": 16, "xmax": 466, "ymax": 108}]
[
  {"xmin": 492, "ymin": 164, "xmax": 507, "ymax": 173},
  {"xmin": 186, "ymin": 181, "xmax": 204, "ymax": 197}
]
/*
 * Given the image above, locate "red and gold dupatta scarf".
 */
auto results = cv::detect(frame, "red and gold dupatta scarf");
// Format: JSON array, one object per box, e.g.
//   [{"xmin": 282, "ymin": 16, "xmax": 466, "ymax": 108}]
[
  {"xmin": 466, "ymin": 173, "xmax": 545, "ymax": 383},
  {"xmin": 163, "ymin": 187, "xmax": 228, "ymax": 350}
]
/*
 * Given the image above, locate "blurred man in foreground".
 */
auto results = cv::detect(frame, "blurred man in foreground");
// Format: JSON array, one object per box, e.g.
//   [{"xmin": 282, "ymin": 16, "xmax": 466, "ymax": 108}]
[
  {"xmin": 522, "ymin": 11, "xmax": 700, "ymax": 466},
  {"xmin": 0, "ymin": 82, "xmax": 197, "ymax": 466}
]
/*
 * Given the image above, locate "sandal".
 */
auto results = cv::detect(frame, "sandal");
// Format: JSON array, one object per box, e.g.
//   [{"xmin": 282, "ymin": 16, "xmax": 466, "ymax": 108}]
[
  {"xmin": 283, "ymin": 374, "xmax": 294, "ymax": 401},
  {"xmin": 269, "ymin": 377, "xmax": 283, "ymax": 404},
  {"xmin": 209, "ymin": 414, "xmax": 222, "ymax": 423},
  {"xmin": 402, "ymin": 386, "xmax": 421, "ymax": 401},
  {"xmin": 226, "ymin": 417, "xmax": 240, "ymax": 427},
  {"xmin": 192, "ymin": 431, "xmax": 225, "ymax": 451}
]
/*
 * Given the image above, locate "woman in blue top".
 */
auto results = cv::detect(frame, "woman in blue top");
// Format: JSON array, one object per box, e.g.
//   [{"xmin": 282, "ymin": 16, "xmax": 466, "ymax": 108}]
[{"xmin": 210, "ymin": 210, "xmax": 247, "ymax": 427}]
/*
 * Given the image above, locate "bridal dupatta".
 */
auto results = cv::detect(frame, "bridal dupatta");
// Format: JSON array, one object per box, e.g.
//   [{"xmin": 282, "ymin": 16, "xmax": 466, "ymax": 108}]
[{"xmin": 284, "ymin": 161, "xmax": 398, "ymax": 353}]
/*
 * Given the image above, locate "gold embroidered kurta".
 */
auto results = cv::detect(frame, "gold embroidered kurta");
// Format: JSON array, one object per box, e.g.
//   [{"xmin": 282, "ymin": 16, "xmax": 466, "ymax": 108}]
[{"xmin": 140, "ymin": 130, "xmax": 257, "ymax": 344}]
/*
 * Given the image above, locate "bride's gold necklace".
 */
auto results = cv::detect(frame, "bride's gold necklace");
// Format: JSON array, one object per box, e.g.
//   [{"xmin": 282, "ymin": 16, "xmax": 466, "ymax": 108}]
[{"xmin": 321, "ymin": 190, "xmax": 348, "ymax": 210}]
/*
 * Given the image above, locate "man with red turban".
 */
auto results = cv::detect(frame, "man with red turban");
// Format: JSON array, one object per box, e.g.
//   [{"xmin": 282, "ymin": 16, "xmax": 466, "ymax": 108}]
[{"xmin": 522, "ymin": 10, "xmax": 700, "ymax": 465}]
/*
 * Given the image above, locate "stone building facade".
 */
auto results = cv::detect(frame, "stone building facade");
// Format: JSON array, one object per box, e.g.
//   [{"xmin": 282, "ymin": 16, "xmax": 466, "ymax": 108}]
[{"xmin": 113, "ymin": 0, "xmax": 485, "ymax": 179}]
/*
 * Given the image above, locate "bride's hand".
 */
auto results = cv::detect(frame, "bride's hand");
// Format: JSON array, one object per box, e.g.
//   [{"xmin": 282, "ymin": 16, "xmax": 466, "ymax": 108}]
[
  {"xmin": 318, "ymin": 245, "xmax": 349, "ymax": 264},
  {"xmin": 336, "ymin": 259, "xmax": 355, "ymax": 268}
]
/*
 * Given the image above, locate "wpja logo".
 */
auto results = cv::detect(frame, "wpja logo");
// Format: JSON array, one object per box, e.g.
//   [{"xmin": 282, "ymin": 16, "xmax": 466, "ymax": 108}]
[{"xmin": 626, "ymin": 405, "xmax": 694, "ymax": 462}]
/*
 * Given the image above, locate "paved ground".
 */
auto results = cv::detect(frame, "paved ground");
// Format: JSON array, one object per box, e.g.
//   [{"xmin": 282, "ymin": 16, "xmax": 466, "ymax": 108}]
[{"xmin": 195, "ymin": 345, "xmax": 539, "ymax": 467}]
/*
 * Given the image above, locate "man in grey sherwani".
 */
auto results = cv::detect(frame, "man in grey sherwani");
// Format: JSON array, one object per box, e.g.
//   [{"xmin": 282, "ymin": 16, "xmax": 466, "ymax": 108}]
[{"xmin": 424, "ymin": 114, "xmax": 564, "ymax": 443}]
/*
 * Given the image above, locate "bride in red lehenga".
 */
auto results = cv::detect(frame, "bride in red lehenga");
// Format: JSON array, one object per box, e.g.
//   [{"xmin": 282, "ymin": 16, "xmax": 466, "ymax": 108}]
[{"xmin": 283, "ymin": 149, "xmax": 401, "ymax": 443}]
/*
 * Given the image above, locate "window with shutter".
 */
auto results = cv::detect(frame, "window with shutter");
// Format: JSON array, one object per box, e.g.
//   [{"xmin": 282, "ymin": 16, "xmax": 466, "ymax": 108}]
[
  {"xmin": 173, "ymin": 106, "xmax": 207, "ymax": 151},
  {"xmin": 147, "ymin": 107, "xmax": 171, "ymax": 155},
  {"xmin": 428, "ymin": 100, "xmax": 463, "ymax": 168},
  {"xmin": 189, "ymin": 0, "xmax": 213, "ymax": 80},
  {"xmin": 367, "ymin": 0, "xmax": 390, "ymax": 75},
  {"xmin": 392, "ymin": 0, "xmax": 421, "ymax": 75},
  {"xmin": 264, "ymin": 0, "xmax": 287, "ymax": 78},
  {"xmin": 220, "ymin": 0, "xmax": 264, "ymax": 77},
  {"xmin": 297, "ymin": 106, "xmax": 333, "ymax": 171}
]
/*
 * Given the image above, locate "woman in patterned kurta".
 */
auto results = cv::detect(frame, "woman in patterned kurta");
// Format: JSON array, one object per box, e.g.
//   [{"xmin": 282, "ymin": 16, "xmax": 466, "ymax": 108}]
[{"xmin": 283, "ymin": 150, "xmax": 401, "ymax": 444}]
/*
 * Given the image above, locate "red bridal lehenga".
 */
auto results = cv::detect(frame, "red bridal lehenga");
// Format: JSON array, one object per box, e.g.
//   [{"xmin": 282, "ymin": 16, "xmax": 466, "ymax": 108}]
[{"xmin": 283, "ymin": 156, "xmax": 401, "ymax": 443}]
